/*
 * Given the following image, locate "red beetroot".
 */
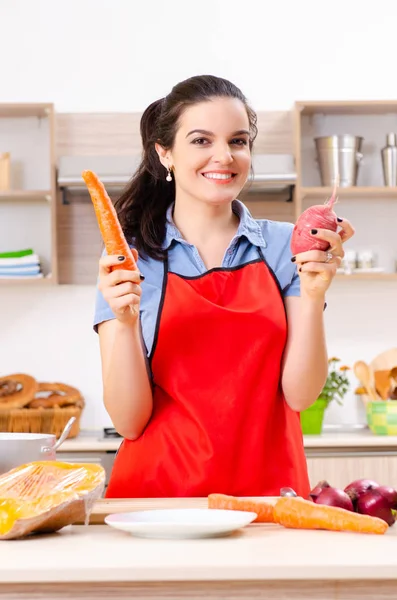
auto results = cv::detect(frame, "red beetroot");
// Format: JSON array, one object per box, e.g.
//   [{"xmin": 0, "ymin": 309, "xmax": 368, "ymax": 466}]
[{"xmin": 291, "ymin": 183, "xmax": 339, "ymax": 255}]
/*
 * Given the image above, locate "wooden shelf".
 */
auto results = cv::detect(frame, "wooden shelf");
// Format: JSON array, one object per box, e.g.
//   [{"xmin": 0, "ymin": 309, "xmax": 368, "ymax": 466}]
[
  {"xmin": 335, "ymin": 272, "xmax": 397, "ymax": 281},
  {"xmin": 296, "ymin": 100, "xmax": 397, "ymax": 116},
  {"xmin": 301, "ymin": 186, "xmax": 397, "ymax": 201},
  {"xmin": 0, "ymin": 275, "xmax": 53, "ymax": 285},
  {"xmin": 0, "ymin": 103, "xmax": 52, "ymax": 118},
  {"xmin": 0, "ymin": 190, "xmax": 52, "ymax": 202},
  {"xmin": 0, "ymin": 102, "xmax": 57, "ymax": 283}
]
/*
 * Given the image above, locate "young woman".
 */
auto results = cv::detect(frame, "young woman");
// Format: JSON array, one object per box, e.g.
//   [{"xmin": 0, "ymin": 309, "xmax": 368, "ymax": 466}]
[{"xmin": 93, "ymin": 75, "xmax": 355, "ymax": 499}]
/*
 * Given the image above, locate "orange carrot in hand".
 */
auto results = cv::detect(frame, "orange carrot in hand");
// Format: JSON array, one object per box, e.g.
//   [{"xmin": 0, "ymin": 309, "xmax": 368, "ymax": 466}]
[
  {"xmin": 81, "ymin": 170, "xmax": 137, "ymax": 271},
  {"xmin": 208, "ymin": 493, "xmax": 275, "ymax": 523},
  {"xmin": 273, "ymin": 496, "xmax": 388, "ymax": 535}
]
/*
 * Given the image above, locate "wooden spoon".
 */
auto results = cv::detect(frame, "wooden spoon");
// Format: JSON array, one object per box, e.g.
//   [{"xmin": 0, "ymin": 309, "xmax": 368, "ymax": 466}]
[
  {"xmin": 353, "ymin": 360, "xmax": 381, "ymax": 402},
  {"xmin": 374, "ymin": 369, "xmax": 393, "ymax": 400},
  {"xmin": 390, "ymin": 366, "xmax": 397, "ymax": 384}
]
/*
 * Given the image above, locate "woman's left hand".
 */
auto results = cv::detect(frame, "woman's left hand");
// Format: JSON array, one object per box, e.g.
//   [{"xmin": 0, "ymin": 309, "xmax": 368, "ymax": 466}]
[{"xmin": 292, "ymin": 218, "xmax": 355, "ymax": 298}]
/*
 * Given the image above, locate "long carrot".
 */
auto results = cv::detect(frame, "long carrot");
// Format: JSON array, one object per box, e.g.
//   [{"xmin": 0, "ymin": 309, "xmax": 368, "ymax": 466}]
[
  {"xmin": 208, "ymin": 493, "xmax": 275, "ymax": 523},
  {"xmin": 81, "ymin": 170, "xmax": 137, "ymax": 271},
  {"xmin": 273, "ymin": 496, "xmax": 388, "ymax": 535}
]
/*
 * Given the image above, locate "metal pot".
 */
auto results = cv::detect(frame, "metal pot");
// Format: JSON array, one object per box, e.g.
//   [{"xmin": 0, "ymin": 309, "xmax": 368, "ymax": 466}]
[
  {"xmin": 0, "ymin": 417, "xmax": 75, "ymax": 475},
  {"xmin": 314, "ymin": 135, "xmax": 364, "ymax": 187}
]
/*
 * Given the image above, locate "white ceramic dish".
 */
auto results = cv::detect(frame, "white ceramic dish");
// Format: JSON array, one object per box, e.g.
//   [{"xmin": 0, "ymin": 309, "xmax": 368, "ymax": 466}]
[{"xmin": 105, "ymin": 508, "xmax": 257, "ymax": 539}]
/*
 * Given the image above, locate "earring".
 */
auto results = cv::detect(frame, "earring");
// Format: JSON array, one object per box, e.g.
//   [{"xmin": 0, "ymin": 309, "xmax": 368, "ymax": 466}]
[{"xmin": 166, "ymin": 166, "xmax": 172, "ymax": 182}]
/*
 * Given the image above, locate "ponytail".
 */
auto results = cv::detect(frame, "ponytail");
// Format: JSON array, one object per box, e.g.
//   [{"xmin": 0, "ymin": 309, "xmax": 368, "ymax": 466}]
[{"xmin": 114, "ymin": 99, "xmax": 175, "ymax": 260}]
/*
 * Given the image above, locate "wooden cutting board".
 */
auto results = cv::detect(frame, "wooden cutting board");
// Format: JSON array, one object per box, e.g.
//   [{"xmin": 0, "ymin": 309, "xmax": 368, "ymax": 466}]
[{"xmin": 76, "ymin": 497, "xmax": 209, "ymax": 525}]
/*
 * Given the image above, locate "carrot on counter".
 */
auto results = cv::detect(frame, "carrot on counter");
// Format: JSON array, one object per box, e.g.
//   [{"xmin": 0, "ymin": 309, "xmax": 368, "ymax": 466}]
[
  {"xmin": 81, "ymin": 170, "xmax": 137, "ymax": 271},
  {"xmin": 208, "ymin": 493, "xmax": 275, "ymax": 523},
  {"xmin": 273, "ymin": 496, "xmax": 388, "ymax": 535}
]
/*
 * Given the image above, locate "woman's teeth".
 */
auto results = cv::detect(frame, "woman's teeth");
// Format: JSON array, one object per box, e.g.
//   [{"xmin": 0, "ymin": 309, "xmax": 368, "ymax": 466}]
[{"xmin": 202, "ymin": 173, "xmax": 235, "ymax": 180}]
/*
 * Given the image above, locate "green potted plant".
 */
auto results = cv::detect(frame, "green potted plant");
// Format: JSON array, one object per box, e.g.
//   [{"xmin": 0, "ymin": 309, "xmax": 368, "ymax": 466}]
[{"xmin": 300, "ymin": 358, "xmax": 350, "ymax": 435}]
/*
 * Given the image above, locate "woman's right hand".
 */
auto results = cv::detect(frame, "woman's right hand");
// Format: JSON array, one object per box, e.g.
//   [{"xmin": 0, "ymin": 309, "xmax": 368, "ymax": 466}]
[{"xmin": 98, "ymin": 252, "xmax": 143, "ymax": 326}]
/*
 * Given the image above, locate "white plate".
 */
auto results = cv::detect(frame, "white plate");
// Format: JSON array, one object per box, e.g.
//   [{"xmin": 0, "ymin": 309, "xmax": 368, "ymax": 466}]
[{"xmin": 104, "ymin": 508, "xmax": 257, "ymax": 539}]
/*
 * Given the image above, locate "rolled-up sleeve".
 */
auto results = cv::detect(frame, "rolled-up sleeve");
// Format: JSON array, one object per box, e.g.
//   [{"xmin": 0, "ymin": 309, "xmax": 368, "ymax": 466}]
[
  {"xmin": 93, "ymin": 284, "xmax": 115, "ymax": 333},
  {"xmin": 283, "ymin": 269, "xmax": 301, "ymax": 297}
]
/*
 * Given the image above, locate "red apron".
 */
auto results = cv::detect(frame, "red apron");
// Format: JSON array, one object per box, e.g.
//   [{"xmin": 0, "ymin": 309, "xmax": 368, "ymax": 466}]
[{"xmin": 106, "ymin": 251, "xmax": 310, "ymax": 498}]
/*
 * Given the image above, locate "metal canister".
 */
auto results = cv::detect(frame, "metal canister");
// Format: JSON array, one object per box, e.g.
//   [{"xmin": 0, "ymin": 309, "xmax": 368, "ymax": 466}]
[
  {"xmin": 381, "ymin": 133, "xmax": 397, "ymax": 187},
  {"xmin": 314, "ymin": 135, "xmax": 364, "ymax": 187}
]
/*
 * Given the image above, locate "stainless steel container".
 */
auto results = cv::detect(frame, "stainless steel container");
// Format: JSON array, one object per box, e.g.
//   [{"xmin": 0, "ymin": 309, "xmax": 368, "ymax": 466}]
[
  {"xmin": 381, "ymin": 133, "xmax": 397, "ymax": 186},
  {"xmin": 0, "ymin": 417, "xmax": 75, "ymax": 475},
  {"xmin": 315, "ymin": 135, "xmax": 364, "ymax": 187}
]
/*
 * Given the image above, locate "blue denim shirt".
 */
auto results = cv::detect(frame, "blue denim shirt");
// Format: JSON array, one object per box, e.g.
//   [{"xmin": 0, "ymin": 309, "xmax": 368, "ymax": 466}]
[{"xmin": 93, "ymin": 199, "xmax": 300, "ymax": 356}]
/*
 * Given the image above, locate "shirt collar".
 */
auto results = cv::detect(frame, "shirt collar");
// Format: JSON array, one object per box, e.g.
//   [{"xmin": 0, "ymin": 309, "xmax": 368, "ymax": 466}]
[{"xmin": 162, "ymin": 199, "xmax": 267, "ymax": 250}]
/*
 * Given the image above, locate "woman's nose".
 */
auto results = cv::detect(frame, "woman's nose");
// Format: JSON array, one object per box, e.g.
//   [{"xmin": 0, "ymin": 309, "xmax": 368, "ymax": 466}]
[{"xmin": 212, "ymin": 143, "xmax": 233, "ymax": 164}]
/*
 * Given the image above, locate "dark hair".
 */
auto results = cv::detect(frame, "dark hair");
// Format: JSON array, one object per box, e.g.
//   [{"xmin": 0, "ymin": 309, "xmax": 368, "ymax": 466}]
[{"xmin": 114, "ymin": 74, "xmax": 258, "ymax": 260}]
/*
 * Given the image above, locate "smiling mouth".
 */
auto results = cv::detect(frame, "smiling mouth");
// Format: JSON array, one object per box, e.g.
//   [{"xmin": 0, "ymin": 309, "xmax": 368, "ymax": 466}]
[{"xmin": 201, "ymin": 172, "xmax": 237, "ymax": 181}]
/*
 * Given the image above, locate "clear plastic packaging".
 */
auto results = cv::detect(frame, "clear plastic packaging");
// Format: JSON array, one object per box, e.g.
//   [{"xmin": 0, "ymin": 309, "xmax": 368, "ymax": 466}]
[{"xmin": 0, "ymin": 461, "xmax": 105, "ymax": 540}]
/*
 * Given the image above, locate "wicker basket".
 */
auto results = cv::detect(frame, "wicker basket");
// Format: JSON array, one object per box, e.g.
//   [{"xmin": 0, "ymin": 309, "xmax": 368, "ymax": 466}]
[
  {"xmin": 0, "ymin": 375, "xmax": 84, "ymax": 439},
  {"xmin": 0, "ymin": 405, "xmax": 83, "ymax": 438}
]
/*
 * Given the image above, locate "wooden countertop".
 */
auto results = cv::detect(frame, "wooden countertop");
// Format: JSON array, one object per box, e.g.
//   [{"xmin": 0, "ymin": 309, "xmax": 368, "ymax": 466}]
[
  {"xmin": 1, "ymin": 514, "xmax": 396, "ymax": 584},
  {"xmin": 2, "ymin": 497, "xmax": 397, "ymax": 599},
  {"xmin": 58, "ymin": 429, "xmax": 397, "ymax": 453}
]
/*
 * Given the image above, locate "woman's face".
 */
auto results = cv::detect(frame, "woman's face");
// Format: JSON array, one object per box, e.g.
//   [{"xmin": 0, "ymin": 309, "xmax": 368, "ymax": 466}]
[{"xmin": 158, "ymin": 97, "xmax": 252, "ymax": 206}]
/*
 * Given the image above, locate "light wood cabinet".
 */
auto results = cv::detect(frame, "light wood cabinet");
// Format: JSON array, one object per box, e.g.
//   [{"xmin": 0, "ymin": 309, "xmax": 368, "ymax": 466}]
[
  {"xmin": 2, "ymin": 101, "xmax": 397, "ymax": 285},
  {"xmin": 306, "ymin": 451, "xmax": 397, "ymax": 489},
  {"xmin": 56, "ymin": 101, "xmax": 397, "ymax": 284},
  {"xmin": 0, "ymin": 103, "xmax": 57, "ymax": 283},
  {"xmin": 294, "ymin": 100, "xmax": 397, "ymax": 281},
  {"xmin": 56, "ymin": 446, "xmax": 397, "ymax": 492}
]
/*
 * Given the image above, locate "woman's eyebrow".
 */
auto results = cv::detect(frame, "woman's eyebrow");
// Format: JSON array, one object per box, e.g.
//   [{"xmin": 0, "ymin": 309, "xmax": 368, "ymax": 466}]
[
  {"xmin": 185, "ymin": 129, "xmax": 250, "ymax": 138},
  {"xmin": 186, "ymin": 129, "xmax": 214, "ymax": 138}
]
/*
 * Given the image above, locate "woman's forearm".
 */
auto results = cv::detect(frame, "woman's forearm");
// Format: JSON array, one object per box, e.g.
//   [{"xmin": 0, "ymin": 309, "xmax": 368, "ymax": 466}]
[
  {"xmin": 99, "ymin": 319, "xmax": 153, "ymax": 440},
  {"xmin": 281, "ymin": 294, "xmax": 328, "ymax": 411}
]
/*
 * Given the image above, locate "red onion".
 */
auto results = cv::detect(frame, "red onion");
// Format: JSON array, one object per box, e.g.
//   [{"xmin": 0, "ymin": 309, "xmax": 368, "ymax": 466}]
[
  {"xmin": 309, "ymin": 480, "xmax": 330, "ymax": 499},
  {"xmin": 290, "ymin": 187, "xmax": 338, "ymax": 255},
  {"xmin": 310, "ymin": 486, "xmax": 354, "ymax": 512},
  {"xmin": 344, "ymin": 479, "xmax": 379, "ymax": 504},
  {"xmin": 376, "ymin": 486, "xmax": 397, "ymax": 509},
  {"xmin": 356, "ymin": 489, "xmax": 395, "ymax": 526}
]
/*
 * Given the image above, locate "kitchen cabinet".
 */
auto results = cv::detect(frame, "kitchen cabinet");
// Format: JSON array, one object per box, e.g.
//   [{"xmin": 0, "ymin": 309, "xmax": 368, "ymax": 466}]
[
  {"xmin": 58, "ymin": 432, "xmax": 397, "ymax": 491},
  {"xmin": 294, "ymin": 100, "xmax": 397, "ymax": 280},
  {"xmin": 3, "ymin": 101, "xmax": 397, "ymax": 285},
  {"xmin": 58, "ymin": 451, "xmax": 116, "ymax": 488},
  {"xmin": 0, "ymin": 103, "xmax": 58, "ymax": 284},
  {"xmin": 306, "ymin": 453, "xmax": 397, "ymax": 489},
  {"xmin": 55, "ymin": 102, "xmax": 397, "ymax": 284}
]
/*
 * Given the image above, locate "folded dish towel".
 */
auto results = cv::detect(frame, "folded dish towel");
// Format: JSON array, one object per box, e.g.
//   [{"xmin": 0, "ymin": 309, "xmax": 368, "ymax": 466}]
[
  {"xmin": 0, "ymin": 249, "xmax": 43, "ymax": 278},
  {"xmin": 0, "ymin": 254, "xmax": 40, "ymax": 267},
  {"xmin": 0, "ymin": 265, "xmax": 41, "ymax": 274},
  {"xmin": 0, "ymin": 249, "xmax": 35, "ymax": 259}
]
